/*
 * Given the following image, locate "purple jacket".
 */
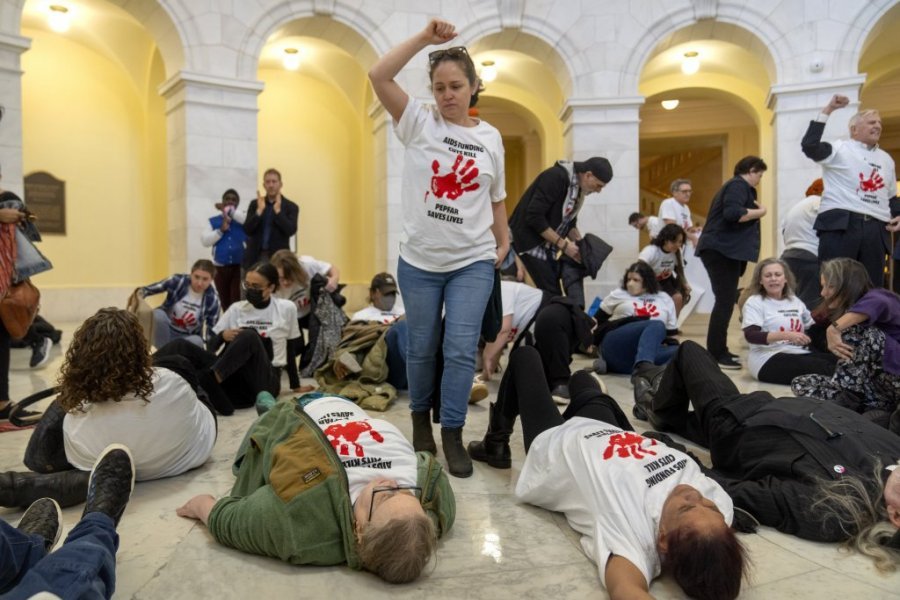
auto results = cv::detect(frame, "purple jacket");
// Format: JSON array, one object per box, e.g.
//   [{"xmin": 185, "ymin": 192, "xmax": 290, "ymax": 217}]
[{"xmin": 850, "ymin": 289, "xmax": 900, "ymax": 375}]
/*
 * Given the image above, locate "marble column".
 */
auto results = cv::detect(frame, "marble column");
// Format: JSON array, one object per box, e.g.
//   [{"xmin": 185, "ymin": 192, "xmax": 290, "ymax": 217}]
[
  {"xmin": 766, "ymin": 75, "xmax": 865, "ymax": 254},
  {"xmin": 0, "ymin": 32, "xmax": 30, "ymax": 197},
  {"xmin": 560, "ymin": 97, "xmax": 644, "ymax": 302},
  {"xmin": 159, "ymin": 71, "xmax": 264, "ymax": 272}
]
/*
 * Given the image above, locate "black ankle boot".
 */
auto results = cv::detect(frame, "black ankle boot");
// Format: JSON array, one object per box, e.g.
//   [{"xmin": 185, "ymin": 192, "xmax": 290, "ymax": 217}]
[
  {"xmin": 24, "ymin": 400, "xmax": 72, "ymax": 473},
  {"xmin": 467, "ymin": 403, "xmax": 514, "ymax": 469},
  {"xmin": 0, "ymin": 470, "xmax": 91, "ymax": 509},
  {"xmin": 441, "ymin": 427, "xmax": 473, "ymax": 478},
  {"xmin": 631, "ymin": 364, "xmax": 668, "ymax": 430},
  {"xmin": 411, "ymin": 410, "xmax": 437, "ymax": 454}
]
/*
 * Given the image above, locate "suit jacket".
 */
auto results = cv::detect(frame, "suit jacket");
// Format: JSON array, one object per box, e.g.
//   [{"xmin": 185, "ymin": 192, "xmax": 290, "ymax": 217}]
[
  {"xmin": 243, "ymin": 196, "xmax": 299, "ymax": 266},
  {"xmin": 706, "ymin": 393, "xmax": 900, "ymax": 542},
  {"xmin": 509, "ymin": 164, "xmax": 573, "ymax": 253}
]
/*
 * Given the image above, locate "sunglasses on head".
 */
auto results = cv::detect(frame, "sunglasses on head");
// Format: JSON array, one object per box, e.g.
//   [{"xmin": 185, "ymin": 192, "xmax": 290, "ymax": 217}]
[{"xmin": 428, "ymin": 46, "xmax": 469, "ymax": 64}]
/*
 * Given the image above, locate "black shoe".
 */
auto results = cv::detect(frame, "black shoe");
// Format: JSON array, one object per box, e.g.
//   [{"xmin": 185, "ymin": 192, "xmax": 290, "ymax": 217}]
[
  {"xmin": 82, "ymin": 444, "xmax": 135, "ymax": 527},
  {"xmin": 29, "ymin": 337, "xmax": 53, "ymax": 369},
  {"xmin": 441, "ymin": 427, "xmax": 473, "ymax": 478},
  {"xmin": 716, "ymin": 355, "xmax": 741, "ymax": 370},
  {"xmin": 411, "ymin": 410, "xmax": 437, "ymax": 454},
  {"xmin": 49, "ymin": 330, "xmax": 63, "ymax": 345},
  {"xmin": 467, "ymin": 403, "xmax": 513, "ymax": 469},
  {"xmin": 18, "ymin": 497, "xmax": 62, "ymax": 552},
  {"xmin": 632, "ymin": 364, "xmax": 667, "ymax": 429}
]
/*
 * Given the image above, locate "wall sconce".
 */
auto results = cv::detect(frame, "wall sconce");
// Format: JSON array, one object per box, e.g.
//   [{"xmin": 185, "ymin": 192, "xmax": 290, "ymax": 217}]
[
  {"xmin": 282, "ymin": 47, "xmax": 301, "ymax": 71},
  {"xmin": 480, "ymin": 60, "xmax": 497, "ymax": 83},
  {"xmin": 661, "ymin": 99, "xmax": 680, "ymax": 110},
  {"xmin": 681, "ymin": 51, "xmax": 700, "ymax": 75},
  {"xmin": 48, "ymin": 5, "xmax": 71, "ymax": 33}
]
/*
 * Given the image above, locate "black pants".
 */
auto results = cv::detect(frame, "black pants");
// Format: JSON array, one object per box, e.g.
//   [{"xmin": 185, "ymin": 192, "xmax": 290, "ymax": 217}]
[
  {"xmin": 533, "ymin": 303, "xmax": 579, "ymax": 387},
  {"xmin": 782, "ymin": 248, "xmax": 821, "ymax": 310},
  {"xmin": 214, "ymin": 264, "xmax": 242, "ymax": 311},
  {"xmin": 699, "ymin": 250, "xmax": 746, "ymax": 359},
  {"xmin": 818, "ymin": 212, "xmax": 889, "ymax": 288},
  {"xmin": 0, "ymin": 320, "xmax": 8, "ymax": 401},
  {"xmin": 495, "ymin": 346, "xmax": 632, "ymax": 451},
  {"xmin": 757, "ymin": 351, "xmax": 837, "ymax": 385},
  {"xmin": 160, "ymin": 331, "xmax": 280, "ymax": 408}
]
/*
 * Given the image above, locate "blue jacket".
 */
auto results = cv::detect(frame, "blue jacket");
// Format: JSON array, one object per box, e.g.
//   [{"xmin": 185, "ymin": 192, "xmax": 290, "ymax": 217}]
[
  {"xmin": 141, "ymin": 274, "xmax": 220, "ymax": 340},
  {"xmin": 208, "ymin": 215, "xmax": 247, "ymax": 266}
]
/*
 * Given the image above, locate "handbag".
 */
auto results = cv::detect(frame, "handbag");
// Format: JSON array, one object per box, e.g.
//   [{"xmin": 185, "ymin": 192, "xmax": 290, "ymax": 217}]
[
  {"xmin": 0, "ymin": 278, "xmax": 41, "ymax": 339},
  {"xmin": 126, "ymin": 288, "xmax": 155, "ymax": 347}
]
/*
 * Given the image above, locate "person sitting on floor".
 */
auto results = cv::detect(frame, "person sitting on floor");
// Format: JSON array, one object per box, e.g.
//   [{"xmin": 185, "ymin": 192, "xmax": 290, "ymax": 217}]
[
  {"xmin": 176, "ymin": 394, "xmax": 455, "ymax": 584},
  {"xmin": 738, "ymin": 257, "xmax": 836, "ymax": 384},
  {"xmin": 139, "ymin": 259, "xmax": 220, "ymax": 349},
  {"xmin": 0, "ymin": 308, "xmax": 216, "ymax": 510},
  {"xmin": 0, "ymin": 444, "xmax": 136, "ymax": 599},
  {"xmin": 467, "ymin": 345, "xmax": 746, "ymax": 599},
  {"xmin": 638, "ymin": 223, "xmax": 691, "ymax": 316}
]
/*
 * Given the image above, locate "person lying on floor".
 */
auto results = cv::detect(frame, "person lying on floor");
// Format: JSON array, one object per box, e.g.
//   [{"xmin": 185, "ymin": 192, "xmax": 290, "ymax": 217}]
[
  {"xmin": 468, "ymin": 346, "xmax": 747, "ymax": 600},
  {"xmin": 177, "ymin": 394, "xmax": 455, "ymax": 584},
  {"xmin": 631, "ymin": 340, "xmax": 900, "ymax": 569}
]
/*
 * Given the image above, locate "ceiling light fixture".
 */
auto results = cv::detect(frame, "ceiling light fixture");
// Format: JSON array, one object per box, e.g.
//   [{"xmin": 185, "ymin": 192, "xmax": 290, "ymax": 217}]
[
  {"xmin": 681, "ymin": 51, "xmax": 700, "ymax": 75},
  {"xmin": 282, "ymin": 47, "xmax": 301, "ymax": 71},
  {"xmin": 661, "ymin": 99, "xmax": 680, "ymax": 110},
  {"xmin": 48, "ymin": 4, "xmax": 71, "ymax": 33},
  {"xmin": 480, "ymin": 60, "xmax": 497, "ymax": 83}
]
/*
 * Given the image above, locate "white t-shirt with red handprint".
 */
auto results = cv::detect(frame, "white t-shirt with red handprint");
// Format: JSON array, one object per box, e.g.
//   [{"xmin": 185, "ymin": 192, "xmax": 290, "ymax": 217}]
[
  {"xmin": 600, "ymin": 288, "xmax": 678, "ymax": 331},
  {"xmin": 516, "ymin": 417, "xmax": 733, "ymax": 590},
  {"xmin": 638, "ymin": 245, "xmax": 679, "ymax": 280},
  {"xmin": 394, "ymin": 98, "xmax": 507, "ymax": 272},
  {"xmin": 169, "ymin": 289, "xmax": 203, "ymax": 334},
  {"xmin": 818, "ymin": 138, "xmax": 896, "ymax": 222},
  {"xmin": 741, "ymin": 294, "xmax": 815, "ymax": 378},
  {"xmin": 303, "ymin": 396, "xmax": 417, "ymax": 503}
]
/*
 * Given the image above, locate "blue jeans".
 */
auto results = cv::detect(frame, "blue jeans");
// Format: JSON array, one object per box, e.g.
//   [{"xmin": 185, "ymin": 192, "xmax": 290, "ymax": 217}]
[
  {"xmin": 397, "ymin": 257, "xmax": 494, "ymax": 428},
  {"xmin": 600, "ymin": 320, "xmax": 677, "ymax": 374},
  {"xmin": 385, "ymin": 320, "xmax": 409, "ymax": 391},
  {"xmin": 0, "ymin": 513, "xmax": 118, "ymax": 599},
  {"xmin": 152, "ymin": 309, "xmax": 203, "ymax": 349}
]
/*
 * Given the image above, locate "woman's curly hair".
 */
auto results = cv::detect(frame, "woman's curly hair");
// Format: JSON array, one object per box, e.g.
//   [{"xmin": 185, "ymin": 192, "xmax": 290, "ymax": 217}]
[{"xmin": 57, "ymin": 308, "xmax": 154, "ymax": 412}]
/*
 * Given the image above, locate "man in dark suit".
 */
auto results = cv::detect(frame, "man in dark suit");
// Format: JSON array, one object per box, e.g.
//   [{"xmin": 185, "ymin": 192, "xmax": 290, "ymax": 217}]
[
  {"xmin": 243, "ymin": 168, "xmax": 299, "ymax": 267},
  {"xmin": 633, "ymin": 340, "xmax": 900, "ymax": 544}
]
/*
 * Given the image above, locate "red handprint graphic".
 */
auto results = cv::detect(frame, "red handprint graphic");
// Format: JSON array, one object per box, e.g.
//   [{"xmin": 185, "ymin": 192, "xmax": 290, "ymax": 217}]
[
  {"xmin": 324, "ymin": 421, "xmax": 385, "ymax": 457},
  {"xmin": 431, "ymin": 154, "xmax": 480, "ymax": 200},
  {"xmin": 632, "ymin": 300, "xmax": 660, "ymax": 318},
  {"xmin": 779, "ymin": 318, "xmax": 802, "ymax": 332},
  {"xmin": 858, "ymin": 169, "xmax": 884, "ymax": 193},
  {"xmin": 171, "ymin": 311, "xmax": 198, "ymax": 330},
  {"xmin": 602, "ymin": 432, "xmax": 658, "ymax": 460}
]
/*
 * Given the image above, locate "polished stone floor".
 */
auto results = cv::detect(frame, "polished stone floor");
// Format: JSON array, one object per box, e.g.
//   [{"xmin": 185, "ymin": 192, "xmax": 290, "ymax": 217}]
[{"xmin": 1, "ymin": 315, "xmax": 899, "ymax": 599}]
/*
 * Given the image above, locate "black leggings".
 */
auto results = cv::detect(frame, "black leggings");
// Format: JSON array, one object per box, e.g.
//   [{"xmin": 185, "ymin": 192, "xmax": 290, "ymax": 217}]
[
  {"xmin": 496, "ymin": 346, "xmax": 633, "ymax": 451},
  {"xmin": 756, "ymin": 351, "xmax": 837, "ymax": 385},
  {"xmin": 159, "ymin": 330, "xmax": 280, "ymax": 408},
  {"xmin": 533, "ymin": 303, "xmax": 579, "ymax": 387}
]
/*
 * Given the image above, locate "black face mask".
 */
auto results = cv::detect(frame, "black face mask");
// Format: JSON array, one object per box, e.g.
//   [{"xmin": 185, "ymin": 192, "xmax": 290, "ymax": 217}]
[{"xmin": 245, "ymin": 288, "xmax": 269, "ymax": 308}]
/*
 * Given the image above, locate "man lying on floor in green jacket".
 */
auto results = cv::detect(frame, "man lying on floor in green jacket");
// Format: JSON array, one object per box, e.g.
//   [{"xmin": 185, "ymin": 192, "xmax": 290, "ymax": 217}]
[{"xmin": 177, "ymin": 394, "xmax": 455, "ymax": 583}]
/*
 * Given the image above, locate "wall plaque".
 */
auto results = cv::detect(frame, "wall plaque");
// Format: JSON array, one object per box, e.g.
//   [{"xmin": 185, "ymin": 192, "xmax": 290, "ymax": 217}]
[{"xmin": 24, "ymin": 171, "xmax": 65, "ymax": 235}]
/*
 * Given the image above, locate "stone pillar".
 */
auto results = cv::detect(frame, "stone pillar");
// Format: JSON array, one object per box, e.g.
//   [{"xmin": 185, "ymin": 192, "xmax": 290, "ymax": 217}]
[
  {"xmin": 0, "ymin": 32, "xmax": 30, "ymax": 197},
  {"xmin": 560, "ymin": 97, "xmax": 644, "ymax": 302},
  {"xmin": 159, "ymin": 71, "xmax": 264, "ymax": 272},
  {"xmin": 766, "ymin": 75, "xmax": 865, "ymax": 254}
]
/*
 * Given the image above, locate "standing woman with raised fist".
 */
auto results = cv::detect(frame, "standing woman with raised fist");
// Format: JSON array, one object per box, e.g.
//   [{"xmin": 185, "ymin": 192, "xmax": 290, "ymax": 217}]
[{"xmin": 369, "ymin": 19, "xmax": 509, "ymax": 477}]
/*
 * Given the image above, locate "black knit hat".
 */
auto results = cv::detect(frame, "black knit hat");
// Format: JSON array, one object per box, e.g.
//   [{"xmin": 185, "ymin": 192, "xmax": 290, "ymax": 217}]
[{"xmin": 574, "ymin": 157, "xmax": 613, "ymax": 183}]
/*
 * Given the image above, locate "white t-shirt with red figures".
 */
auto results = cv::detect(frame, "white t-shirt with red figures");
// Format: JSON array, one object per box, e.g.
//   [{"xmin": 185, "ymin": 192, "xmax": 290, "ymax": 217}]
[
  {"xmin": 741, "ymin": 294, "xmax": 815, "ymax": 378},
  {"xmin": 169, "ymin": 288, "xmax": 203, "ymax": 333},
  {"xmin": 516, "ymin": 418, "xmax": 733, "ymax": 590},
  {"xmin": 303, "ymin": 396, "xmax": 417, "ymax": 503},
  {"xmin": 394, "ymin": 98, "xmax": 506, "ymax": 273},
  {"xmin": 600, "ymin": 288, "xmax": 678, "ymax": 331},
  {"xmin": 638, "ymin": 245, "xmax": 679, "ymax": 281},
  {"xmin": 500, "ymin": 281, "xmax": 544, "ymax": 343},
  {"xmin": 658, "ymin": 198, "xmax": 693, "ymax": 230},
  {"xmin": 213, "ymin": 297, "xmax": 300, "ymax": 368},
  {"xmin": 817, "ymin": 138, "xmax": 896, "ymax": 222}
]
